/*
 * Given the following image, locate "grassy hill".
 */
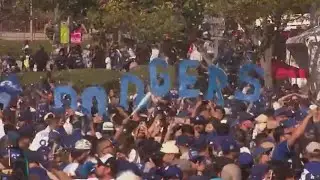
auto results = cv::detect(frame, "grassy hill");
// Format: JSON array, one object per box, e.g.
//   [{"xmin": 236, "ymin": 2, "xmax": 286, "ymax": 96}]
[
  {"xmin": 0, "ymin": 40, "xmax": 52, "ymax": 57},
  {"xmin": 18, "ymin": 65, "xmax": 179, "ymax": 93}
]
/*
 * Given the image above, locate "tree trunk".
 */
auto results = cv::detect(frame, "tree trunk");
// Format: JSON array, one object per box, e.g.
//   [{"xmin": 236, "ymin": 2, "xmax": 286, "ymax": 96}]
[
  {"xmin": 261, "ymin": 44, "xmax": 273, "ymax": 88},
  {"xmin": 310, "ymin": 2, "xmax": 317, "ymax": 27},
  {"xmin": 54, "ymin": 3, "xmax": 59, "ymax": 24}
]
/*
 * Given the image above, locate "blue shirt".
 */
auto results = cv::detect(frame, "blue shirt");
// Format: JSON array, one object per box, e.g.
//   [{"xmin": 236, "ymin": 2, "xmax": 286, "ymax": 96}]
[
  {"xmin": 300, "ymin": 161, "xmax": 320, "ymax": 180},
  {"xmin": 271, "ymin": 141, "xmax": 293, "ymax": 162},
  {"xmin": 29, "ymin": 167, "xmax": 50, "ymax": 180}
]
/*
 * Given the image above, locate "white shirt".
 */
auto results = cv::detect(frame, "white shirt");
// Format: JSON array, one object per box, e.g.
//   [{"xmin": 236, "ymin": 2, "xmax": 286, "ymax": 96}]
[
  {"xmin": 150, "ymin": 48, "xmax": 159, "ymax": 61},
  {"xmin": 240, "ymin": 147, "xmax": 251, "ymax": 154},
  {"xmin": 63, "ymin": 118, "xmax": 73, "ymax": 135},
  {"xmin": 0, "ymin": 119, "xmax": 5, "ymax": 139},
  {"xmin": 29, "ymin": 126, "xmax": 51, "ymax": 151},
  {"xmin": 190, "ymin": 50, "xmax": 202, "ymax": 61},
  {"xmin": 128, "ymin": 149, "xmax": 140, "ymax": 163},
  {"xmin": 105, "ymin": 57, "xmax": 111, "ymax": 70},
  {"xmin": 128, "ymin": 48, "xmax": 136, "ymax": 59},
  {"xmin": 63, "ymin": 162, "xmax": 79, "ymax": 177},
  {"xmin": 180, "ymin": 151, "xmax": 189, "ymax": 160}
]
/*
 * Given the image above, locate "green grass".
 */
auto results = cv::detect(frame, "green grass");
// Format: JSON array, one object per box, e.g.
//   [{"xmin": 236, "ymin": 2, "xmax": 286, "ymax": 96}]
[
  {"xmin": 0, "ymin": 39, "xmax": 199, "ymax": 93},
  {"xmin": 18, "ymin": 65, "xmax": 180, "ymax": 94},
  {"xmin": 0, "ymin": 40, "xmax": 91, "ymax": 58},
  {"xmin": 0, "ymin": 40, "xmax": 52, "ymax": 57}
]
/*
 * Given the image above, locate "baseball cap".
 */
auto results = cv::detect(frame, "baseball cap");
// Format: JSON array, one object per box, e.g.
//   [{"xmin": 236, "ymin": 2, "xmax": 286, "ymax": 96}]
[
  {"xmin": 248, "ymin": 164, "xmax": 269, "ymax": 180},
  {"xmin": 103, "ymin": 122, "xmax": 115, "ymax": 131},
  {"xmin": 26, "ymin": 149, "xmax": 49, "ymax": 168},
  {"xmin": 255, "ymin": 114, "xmax": 268, "ymax": 123},
  {"xmin": 117, "ymin": 171, "xmax": 141, "ymax": 180},
  {"xmin": 238, "ymin": 153, "xmax": 253, "ymax": 167},
  {"xmin": 188, "ymin": 149, "xmax": 201, "ymax": 162},
  {"xmin": 100, "ymin": 154, "xmax": 114, "ymax": 164},
  {"xmin": 280, "ymin": 118, "xmax": 298, "ymax": 129},
  {"xmin": 252, "ymin": 142, "xmax": 274, "ymax": 158},
  {"xmin": 175, "ymin": 135, "xmax": 194, "ymax": 147},
  {"xmin": 97, "ymin": 156, "xmax": 117, "ymax": 167},
  {"xmin": 191, "ymin": 115, "xmax": 208, "ymax": 125},
  {"xmin": 274, "ymin": 107, "xmax": 292, "ymax": 117},
  {"xmin": 160, "ymin": 141, "xmax": 179, "ymax": 154},
  {"xmin": 76, "ymin": 161, "xmax": 96, "ymax": 179},
  {"xmin": 306, "ymin": 142, "xmax": 320, "ymax": 154},
  {"xmin": 231, "ymin": 112, "xmax": 254, "ymax": 127},
  {"xmin": 74, "ymin": 139, "xmax": 92, "ymax": 150},
  {"xmin": 162, "ymin": 165, "xmax": 183, "ymax": 179},
  {"xmin": 221, "ymin": 138, "xmax": 240, "ymax": 153},
  {"xmin": 238, "ymin": 112, "xmax": 254, "ymax": 123},
  {"xmin": 44, "ymin": 112, "xmax": 55, "ymax": 121}
]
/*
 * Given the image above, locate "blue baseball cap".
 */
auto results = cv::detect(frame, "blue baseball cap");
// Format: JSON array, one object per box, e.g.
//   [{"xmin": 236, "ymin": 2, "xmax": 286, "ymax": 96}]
[
  {"xmin": 230, "ymin": 112, "xmax": 254, "ymax": 127},
  {"xmin": 189, "ymin": 149, "xmax": 200, "ymax": 161},
  {"xmin": 252, "ymin": 147, "xmax": 272, "ymax": 158},
  {"xmin": 162, "ymin": 165, "xmax": 183, "ymax": 179},
  {"xmin": 237, "ymin": 112, "xmax": 254, "ymax": 123},
  {"xmin": 176, "ymin": 135, "xmax": 194, "ymax": 147},
  {"xmin": 220, "ymin": 138, "xmax": 240, "ymax": 153},
  {"xmin": 280, "ymin": 118, "xmax": 298, "ymax": 129},
  {"xmin": 238, "ymin": 153, "xmax": 253, "ymax": 167},
  {"xmin": 248, "ymin": 164, "xmax": 269, "ymax": 180},
  {"xmin": 274, "ymin": 107, "xmax": 293, "ymax": 117},
  {"xmin": 25, "ymin": 150, "xmax": 48, "ymax": 166},
  {"xmin": 76, "ymin": 161, "xmax": 96, "ymax": 179},
  {"xmin": 191, "ymin": 115, "xmax": 208, "ymax": 125}
]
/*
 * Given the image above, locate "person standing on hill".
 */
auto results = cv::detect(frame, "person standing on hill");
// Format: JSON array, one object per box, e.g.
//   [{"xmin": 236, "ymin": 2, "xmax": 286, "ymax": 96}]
[
  {"xmin": 34, "ymin": 46, "xmax": 49, "ymax": 72},
  {"xmin": 44, "ymin": 20, "xmax": 55, "ymax": 43}
]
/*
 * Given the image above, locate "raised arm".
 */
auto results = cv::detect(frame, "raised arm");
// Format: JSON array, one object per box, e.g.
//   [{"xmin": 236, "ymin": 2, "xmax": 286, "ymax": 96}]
[{"xmin": 287, "ymin": 110, "xmax": 314, "ymax": 147}]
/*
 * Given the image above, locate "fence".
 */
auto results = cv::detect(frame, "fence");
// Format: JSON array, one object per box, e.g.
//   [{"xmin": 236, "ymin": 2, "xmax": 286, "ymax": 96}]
[{"xmin": 0, "ymin": 19, "xmax": 91, "ymax": 41}]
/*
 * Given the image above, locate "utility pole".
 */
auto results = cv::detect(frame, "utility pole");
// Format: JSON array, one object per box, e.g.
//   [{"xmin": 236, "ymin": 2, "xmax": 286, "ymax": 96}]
[{"xmin": 30, "ymin": 0, "xmax": 33, "ymax": 41}]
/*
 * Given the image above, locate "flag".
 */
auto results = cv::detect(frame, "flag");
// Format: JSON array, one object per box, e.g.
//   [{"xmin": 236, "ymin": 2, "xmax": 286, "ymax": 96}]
[
  {"xmin": 0, "ymin": 74, "xmax": 22, "ymax": 108},
  {"xmin": 131, "ymin": 92, "xmax": 152, "ymax": 115},
  {"xmin": 60, "ymin": 22, "xmax": 70, "ymax": 44}
]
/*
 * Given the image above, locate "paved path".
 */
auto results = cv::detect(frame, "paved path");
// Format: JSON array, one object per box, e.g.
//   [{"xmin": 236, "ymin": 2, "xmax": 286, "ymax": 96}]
[{"xmin": 0, "ymin": 32, "xmax": 91, "ymax": 41}]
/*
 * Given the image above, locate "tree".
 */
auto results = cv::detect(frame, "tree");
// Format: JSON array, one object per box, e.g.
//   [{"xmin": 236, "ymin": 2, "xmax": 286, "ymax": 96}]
[
  {"xmin": 206, "ymin": 0, "xmax": 314, "ymax": 88},
  {"xmin": 15, "ymin": 0, "xmax": 98, "ymax": 23},
  {"xmin": 87, "ymin": 0, "xmax": 214, "ymax": 62}
]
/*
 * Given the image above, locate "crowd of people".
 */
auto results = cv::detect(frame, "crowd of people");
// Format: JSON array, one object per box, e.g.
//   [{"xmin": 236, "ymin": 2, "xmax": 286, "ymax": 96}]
[
  {"xmin": 0, "ymin": 40, "xmax": 141, "ymax": 74},
  {"xmin": 0, "ymin": 65, "xmax": 319, "ymax": 180},
  {"xmin": 0, "ymin": 38, "xmax": 319, "ymax": 180}
]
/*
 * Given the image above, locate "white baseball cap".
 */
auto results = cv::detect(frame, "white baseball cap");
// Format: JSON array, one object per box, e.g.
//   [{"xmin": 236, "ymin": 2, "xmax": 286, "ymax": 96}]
[
  {"xmin": 160, "ymin": 140, "xmax": 179, "ymax": 154},
  {"xmin": 75, "ymin": 139, "xmax": 92, "ymax": 150},
  {"xmin": 103, "ymin": 122, "xmax": 114, "ymax": 131},
  {"xmin": 306, "ymin": 142, "xmax": 320, "ymax": 153}
]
